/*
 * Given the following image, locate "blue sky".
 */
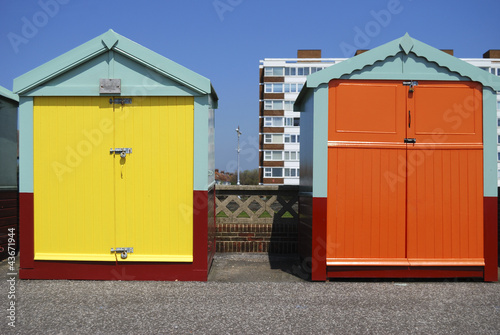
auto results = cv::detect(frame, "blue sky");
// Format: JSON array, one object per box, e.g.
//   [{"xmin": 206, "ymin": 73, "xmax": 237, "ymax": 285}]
[{"xmin": 1, "ymin": 0, "xmax": 499, "ymax": 171}]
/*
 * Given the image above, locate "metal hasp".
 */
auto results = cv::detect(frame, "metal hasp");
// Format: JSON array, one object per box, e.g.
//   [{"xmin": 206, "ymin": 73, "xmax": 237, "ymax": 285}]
[
  {"xmin": 403, "ymin": 80, "xmax": 418, "ymax": 92},
  {"xmin": 110, "ymin": 147, "xmax": 132, "ymax": 158},
  {"xmin": 404, "ymin": 138, "xmax": 417, "ymax": 144},
  {"xmin": 109, "ymin": 98, "xmax": 132, "ymax": 105},
  {"xmin": 111, "ymin": 247, "xmax": 134, "ymax": 259},
  {"xmin": 99, "ymin": 79, "xmax": 121, "ymax": 94}
]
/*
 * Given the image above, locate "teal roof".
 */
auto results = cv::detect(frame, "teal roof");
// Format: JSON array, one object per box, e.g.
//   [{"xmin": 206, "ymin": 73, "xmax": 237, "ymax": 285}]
[
  {"xmin": 297, "ymin": 33, "xmax": 500, "ymax": 104},
  {"xmin": 0, "ymin": 85, "xmax": 19, "ymax": 103},
  {"xmin": 13, "ymin": 30, "xmax": 217, "ymax": 100}
]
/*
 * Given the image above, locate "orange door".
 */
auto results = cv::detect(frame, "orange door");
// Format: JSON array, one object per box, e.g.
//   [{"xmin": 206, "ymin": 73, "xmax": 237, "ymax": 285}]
[
  {"xmin": 406, "ymin": 82, "xmax": 484, "ymax": 266},
  {"xmin": 327, "ymin": 80, "xmax": 484, "ymax": 267}
]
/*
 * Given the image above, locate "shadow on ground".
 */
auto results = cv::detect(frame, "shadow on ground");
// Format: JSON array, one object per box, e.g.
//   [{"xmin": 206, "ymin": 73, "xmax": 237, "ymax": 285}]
[
  {"xmin": 208, "ymin": 253, "xmax": 309, "ymax": 282},
  {"xmin": 208, "ymin": 253, "xmax": 500, "ymax": 283}
]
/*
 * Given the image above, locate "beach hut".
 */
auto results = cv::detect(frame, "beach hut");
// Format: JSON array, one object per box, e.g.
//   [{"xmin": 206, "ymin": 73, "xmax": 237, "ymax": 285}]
[
  {"xmin": 14, "ymin": 30, "xmax": 218, "ymax": 281},
  {"xmin": 295, "ymin": 34, "xmax": 500, "ymax": 281}
]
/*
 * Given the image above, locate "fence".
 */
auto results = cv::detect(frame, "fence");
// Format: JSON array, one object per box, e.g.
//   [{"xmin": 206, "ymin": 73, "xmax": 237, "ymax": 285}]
[{"xmin": 215, "ymin": 185, "xmax": 299, "ymax": 253}]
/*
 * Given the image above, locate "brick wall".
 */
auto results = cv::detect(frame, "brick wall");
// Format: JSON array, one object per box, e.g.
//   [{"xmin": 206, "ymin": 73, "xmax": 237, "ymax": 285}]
[{"xmin": 216, "ymin": 223, "xmax": 297, "ymax": 253}]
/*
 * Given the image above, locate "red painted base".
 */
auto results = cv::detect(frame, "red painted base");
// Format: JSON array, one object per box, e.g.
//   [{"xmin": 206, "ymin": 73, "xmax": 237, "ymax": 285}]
[
  {"xmin": 20, "ymin": 191, "xmax": 213, "ymax": 281},
  {"xmin": 483, "ymin": 196, "xmax": 498, "ymax": 282},
  {"xmin": 327, "ymin": 266, "xmax": 485, "ymax": 279},
  {"xmin": 311, "ymin": 197, "xmax": 327, "ymax": 281},
  {"xmin": 20, "ymin": 261, "xmax": 208, "ymax": 281}
]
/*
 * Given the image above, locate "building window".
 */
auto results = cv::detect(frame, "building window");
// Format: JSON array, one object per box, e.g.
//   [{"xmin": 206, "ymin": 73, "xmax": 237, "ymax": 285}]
[
  {"xmin": 297, "ymin": 67, "xmax": 310, "ymax": 76},
  {"xmin": 264, "ymin": 100, "xmax": 284, "ymax": 110},
  {"xmin": 284, "ymin": 168, "xmax": 300, "ymax": 177},
  {"xmin": 498, "ymin": 152, "xmax": 500, "ymax": 161},
  {"xmin": 263, "ymin": 167, "xmax": 285, "ymax": 177},
  {"xmin": 272, "ymin": 168, "xmax": 283, "ymax": 177},
  {"xmin": 264, "ymin": 134, "xmax": 283, "ymax": 143},
  {"xmin": 264, "ymin": 83, "xmax": 284, "ymax": 93},
  {"xmin": 264, "ymin": 67, "xmax": 284, "ymax": 76},
  {"xmin": 498, "ymin": 118, "xmax": 500, "ymax": 127},
  {"xmin": 285, "ymin": 67, "xmax": 324, "ymax": 76},
  {"xmin": 283, "ymin": 118, "xmax": 299, "ymax": 127},
  {"xmin": 283, "ymin": 83, "xmax": 304, "ymax": 93},
  {"xmin": 310, "ymin": 67, "xmax": 324, "ymax": 74},
  {"xmin": 264, "ymin": 150, "xmax": 283, "ymax": 161},
  {"xmin": 284, "ymin": 101, "xmax": 294, "ymax": 111},
  {"xmin": 498, "ymin": 135, "xmax": 500, "ymax": 144},
  {"xmin": 284, "ymin": 151, "xmax": 299, "ymax": 161},
  {"xmin": 284, "ymin": 134, "xmax": 299, "ymax": 143},
  {"xmin": 284, "ymin": 83, "xmax": 298, "ymax": 93},
  {"xmin": 264, "ymin": 117, "xmax": 284, "ymax": 127},
  {"xmin": 497, "ymin": 101, "xmax": 500, "ymax": 110}
]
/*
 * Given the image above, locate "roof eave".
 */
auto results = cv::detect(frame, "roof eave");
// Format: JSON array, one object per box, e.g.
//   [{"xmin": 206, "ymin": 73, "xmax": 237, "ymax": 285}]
[
  {"xmin": 306, "ymin": 33, "xmax": 500, "ymax": 91},
  {"xmin": 0, "ymin": 85, "xmax": 19, "ymax": 103},
  {"xmin": 13, "ymin": 29, "xmax": 214, "ymax": 96}
]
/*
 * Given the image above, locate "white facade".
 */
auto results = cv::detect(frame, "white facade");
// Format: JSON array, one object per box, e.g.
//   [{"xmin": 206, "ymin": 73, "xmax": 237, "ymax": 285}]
[{"xmin": 260, "ymin": 55, "xmax": 500, "ymax": 186}]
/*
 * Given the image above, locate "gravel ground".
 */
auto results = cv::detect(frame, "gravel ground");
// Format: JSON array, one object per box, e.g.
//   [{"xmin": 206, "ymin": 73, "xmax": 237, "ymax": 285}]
[{"xmin": 1, "ymin": 254, "xmax": 499, "ymax": 334}]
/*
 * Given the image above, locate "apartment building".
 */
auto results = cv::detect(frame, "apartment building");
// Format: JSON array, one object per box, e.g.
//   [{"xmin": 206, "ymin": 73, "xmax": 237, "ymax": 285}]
[
  {"xmin": 259, "ymin": 49, "xmax": 500, "ymax": 185},
  {"xmin": 259, "ymin": 50, "xmax": 343, "ymax": 185}
]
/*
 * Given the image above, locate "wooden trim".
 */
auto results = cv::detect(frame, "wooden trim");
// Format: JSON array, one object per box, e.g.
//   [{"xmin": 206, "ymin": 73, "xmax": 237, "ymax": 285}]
[
  {"xmin": 328, "ymin": 141, "xmax": 483, "ymax": 150},
  {"xmin": 327, "ymin": 258, "xmax": 410, "ymax": 266},
  {"xmin": 327, "ymin": 266, "xmax": 485, "ymax": 279},
  {"xmin": 327, "ymin": 258, "xmax": 485, "ymax": 266},
  {"xmin": 328, "ymin": 141, "xmax": 406, "ymax": 149},
  {"xmin": 408, "ymin": 258, "xmax": 485, "ymax": 266}
]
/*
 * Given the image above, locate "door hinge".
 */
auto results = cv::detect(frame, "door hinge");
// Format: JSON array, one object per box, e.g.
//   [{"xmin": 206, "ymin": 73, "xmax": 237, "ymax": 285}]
[
  {"xmin": 111, "ymin": 247, "xmax": 134, "ymax": 259},
  {"xmin": 404, "ymin": 138, "xmax": 417, "ymax": 144}
]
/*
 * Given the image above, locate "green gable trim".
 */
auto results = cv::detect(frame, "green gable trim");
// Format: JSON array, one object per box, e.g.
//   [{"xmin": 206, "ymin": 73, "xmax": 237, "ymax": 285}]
[
  {"xmin": 483, "ymin": 88, "xmax": 497, "ymax": 197},
  {"xmin": 18, "ymin": 97, "xmax": 34, "ymax": 193},
  {"xmin": 0, "ymin": 85, "xmax": 19, "ymax": 103},
  {"xmin": 297, "ymin": 33, "xmax": 500, "ymax": 105},
  {"xmin": 13, "ymin": 30, "xmax": 217, "ymax": 101},
  {"xmin": 22, "ymin": 52, "xmax": 201, "ymax": 97},
  {"xmin": 312, "ymin": 84, "xmax": 328, "ymax": 198}
]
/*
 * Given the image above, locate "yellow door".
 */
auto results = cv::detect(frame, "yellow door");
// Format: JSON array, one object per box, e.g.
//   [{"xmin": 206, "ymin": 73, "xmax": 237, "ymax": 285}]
[{"xmin": 33, "ymin": 96, "xmax": 194, "ymax": 262}]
